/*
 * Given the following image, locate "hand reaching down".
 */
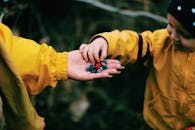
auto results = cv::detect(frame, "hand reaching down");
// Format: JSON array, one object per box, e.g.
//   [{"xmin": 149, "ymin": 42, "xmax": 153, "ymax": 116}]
[{"xmin": 79, "ymin": 37, "xmax": 108, "ymax": 63}]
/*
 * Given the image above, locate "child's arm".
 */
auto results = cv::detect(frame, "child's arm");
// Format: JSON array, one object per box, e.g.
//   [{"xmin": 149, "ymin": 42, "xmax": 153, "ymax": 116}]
[
  {"xmin": 81, "ymin": 29, "xmax": 170, "ymax": 66},
  {"xmin": 80, "ymin": 30, "xmax": 142, "ymax": 64}
]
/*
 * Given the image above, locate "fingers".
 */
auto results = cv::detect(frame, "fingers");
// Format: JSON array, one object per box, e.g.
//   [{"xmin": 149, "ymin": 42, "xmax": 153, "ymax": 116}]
[
  {"xmin": 80, "ymin": 44, "xmax": 89, "ymax": 61},
  {"xmin": 106, "ymin": 61, "xmax": 125, "ymax": 75},
  {"xmin": 79, "ymin": 38, "xmax": 108, "ymax": 63},
  {"xmin": 89, "ymin": 67, "xmax": 122, "ymax": 80},
  {"xmin": 80, "ymin": 43, "xmax": 95, "ymax": 62},
  {"xmin": 88, "ymin": 45, "xmax": 96, "ymax": 63},
  {"xmin": 83, "ymin": 46, "xmax": 89, "ymax": 62},
  {"xmin": 79, "ymin": 44, "xmax": 88, "ymax": 51},
  {"xmin": 89, "ymin": 69, "xmax": 120, "ymax": 79},
  {"xmin": 93, "ymin": 45, "xmax": 101, "ymax": 62},
  {"xmin": 92, "ymin": 59, "xmax": 124, "ymax": 79},
  {"xmin": 100, "ymin": 47, "xmax": 107, "ymax": 61},
  {"xmin": 106, "ymin": 59, "xmax": 124, "ymax": 68},
  {"xmin": 90, "ymin": 73, "xmax": 112, "ymax": 80},
  {"xmin": 86, "ymin": 44, "xmax": 107, "ymax": 63},
  {"xmin": 107, "ymin": 64, "xmax": 124, "ymax": 70},
  {"xmin": 103, "ymin": 68, "xmax": 121, "ymax": 75},
  {"xmin": 104, "ymin": 59, "xmax": 124, "ymax": 74},
  {"xmin": 80, "ymin": 44, "xmax": 101, "ymax": 63}
]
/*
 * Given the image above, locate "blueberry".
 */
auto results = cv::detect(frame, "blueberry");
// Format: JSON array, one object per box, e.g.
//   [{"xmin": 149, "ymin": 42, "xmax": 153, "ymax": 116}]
[
  {"xmin": 89, "ymin": 64, "xmax": 94, "ymax": 68},
  {"xmin": 91, "ymin": 69, "xmax": 97, "ymax": 73},
  {"xmin": 86, "ymin": 59, "xmax": 108, "ymax": 73},
  {"xmin": 102, "ymin": 65, "xmax": 107, "ymax": 69},
  {"xmin": 97, "ymin": 69, "xmax": 102, "ymax": 73},
  {"xmin": 102, "ymin": 62, "xmax": 106, "ymax": 66},
  {"xmin": 85, "ymin": 67, "xmax": 90, "ymax": 71},
  {"xmin": 102, "ymin": 59, "xmax": 107, "ymax": 64}
]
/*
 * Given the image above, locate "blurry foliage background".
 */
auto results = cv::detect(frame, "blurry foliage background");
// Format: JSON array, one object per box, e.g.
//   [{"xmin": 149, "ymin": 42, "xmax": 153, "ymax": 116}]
[{"xmin": 1, "ymin": 0, "xmax": 168, "ymax": 130}]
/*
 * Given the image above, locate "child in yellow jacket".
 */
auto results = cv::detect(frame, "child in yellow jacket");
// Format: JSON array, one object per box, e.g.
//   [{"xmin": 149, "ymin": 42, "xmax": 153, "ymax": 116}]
[
  {"xmin": 80, "ymin": 0, "xmax": 195, "ymax": 129},
  {"xmin": 0, "ymin": 22, "xmax": 124, "ymax": 130}
]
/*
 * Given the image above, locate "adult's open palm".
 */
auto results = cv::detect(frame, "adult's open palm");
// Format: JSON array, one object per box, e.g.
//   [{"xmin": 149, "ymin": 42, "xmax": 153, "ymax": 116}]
[{"xmin": 68, "ymin": 50, "xmax": 124, "ymax": 80}]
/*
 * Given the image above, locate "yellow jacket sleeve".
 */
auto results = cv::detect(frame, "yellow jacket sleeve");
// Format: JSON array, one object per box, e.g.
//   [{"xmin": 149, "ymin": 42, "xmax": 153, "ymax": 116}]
[
  {"xmin": 93, "ymin": 29, "xmax": 169, "ymax": 65},
  {"xmin": 0, "ymin": 23, "xmax": 68, "ymax": 95}
]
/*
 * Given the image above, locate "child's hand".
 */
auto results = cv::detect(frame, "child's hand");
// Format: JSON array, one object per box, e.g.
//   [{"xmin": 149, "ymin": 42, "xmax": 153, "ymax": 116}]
[{"xmin": 79, "ymin": 37, "xmax": 108, "ymax": 63}]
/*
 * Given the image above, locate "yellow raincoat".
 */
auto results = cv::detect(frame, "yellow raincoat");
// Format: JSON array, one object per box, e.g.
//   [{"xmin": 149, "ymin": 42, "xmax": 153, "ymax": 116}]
[
  {"xmin": 95, "ymin": 29, "xmax": 195, "ymax": 130},
  {"xmin": 0, "ymin": 23, "xmax": 68, "ymax": 130}
]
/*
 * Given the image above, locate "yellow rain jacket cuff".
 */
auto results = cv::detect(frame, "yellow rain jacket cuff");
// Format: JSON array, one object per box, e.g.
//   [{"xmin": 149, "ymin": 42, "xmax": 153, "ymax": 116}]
[{"xmin": 0, "ymin": 22, "xmax": 68, "ymax": 95}]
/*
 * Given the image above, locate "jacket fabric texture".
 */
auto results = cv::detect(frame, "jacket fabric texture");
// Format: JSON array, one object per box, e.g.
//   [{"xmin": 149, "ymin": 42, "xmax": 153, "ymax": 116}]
[
  {"xmin": 0, "ymin": 23, "xmax": 68, "ymax": 130},
  {"xmin": 95, "ymin": 29, "xmax": 195, "ymax": 130}
]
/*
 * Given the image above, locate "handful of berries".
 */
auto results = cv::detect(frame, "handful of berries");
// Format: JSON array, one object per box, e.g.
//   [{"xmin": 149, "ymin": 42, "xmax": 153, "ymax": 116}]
[{"xmin": 85, "ymin": 59, "xmax": 107, "ymax": 73}]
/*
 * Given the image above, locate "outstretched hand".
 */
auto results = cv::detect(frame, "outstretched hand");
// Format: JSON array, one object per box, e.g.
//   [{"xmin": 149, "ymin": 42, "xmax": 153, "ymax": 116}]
[{"xmin": 68, "ymin": 50, "xmax": 124, "ymax": 80}]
